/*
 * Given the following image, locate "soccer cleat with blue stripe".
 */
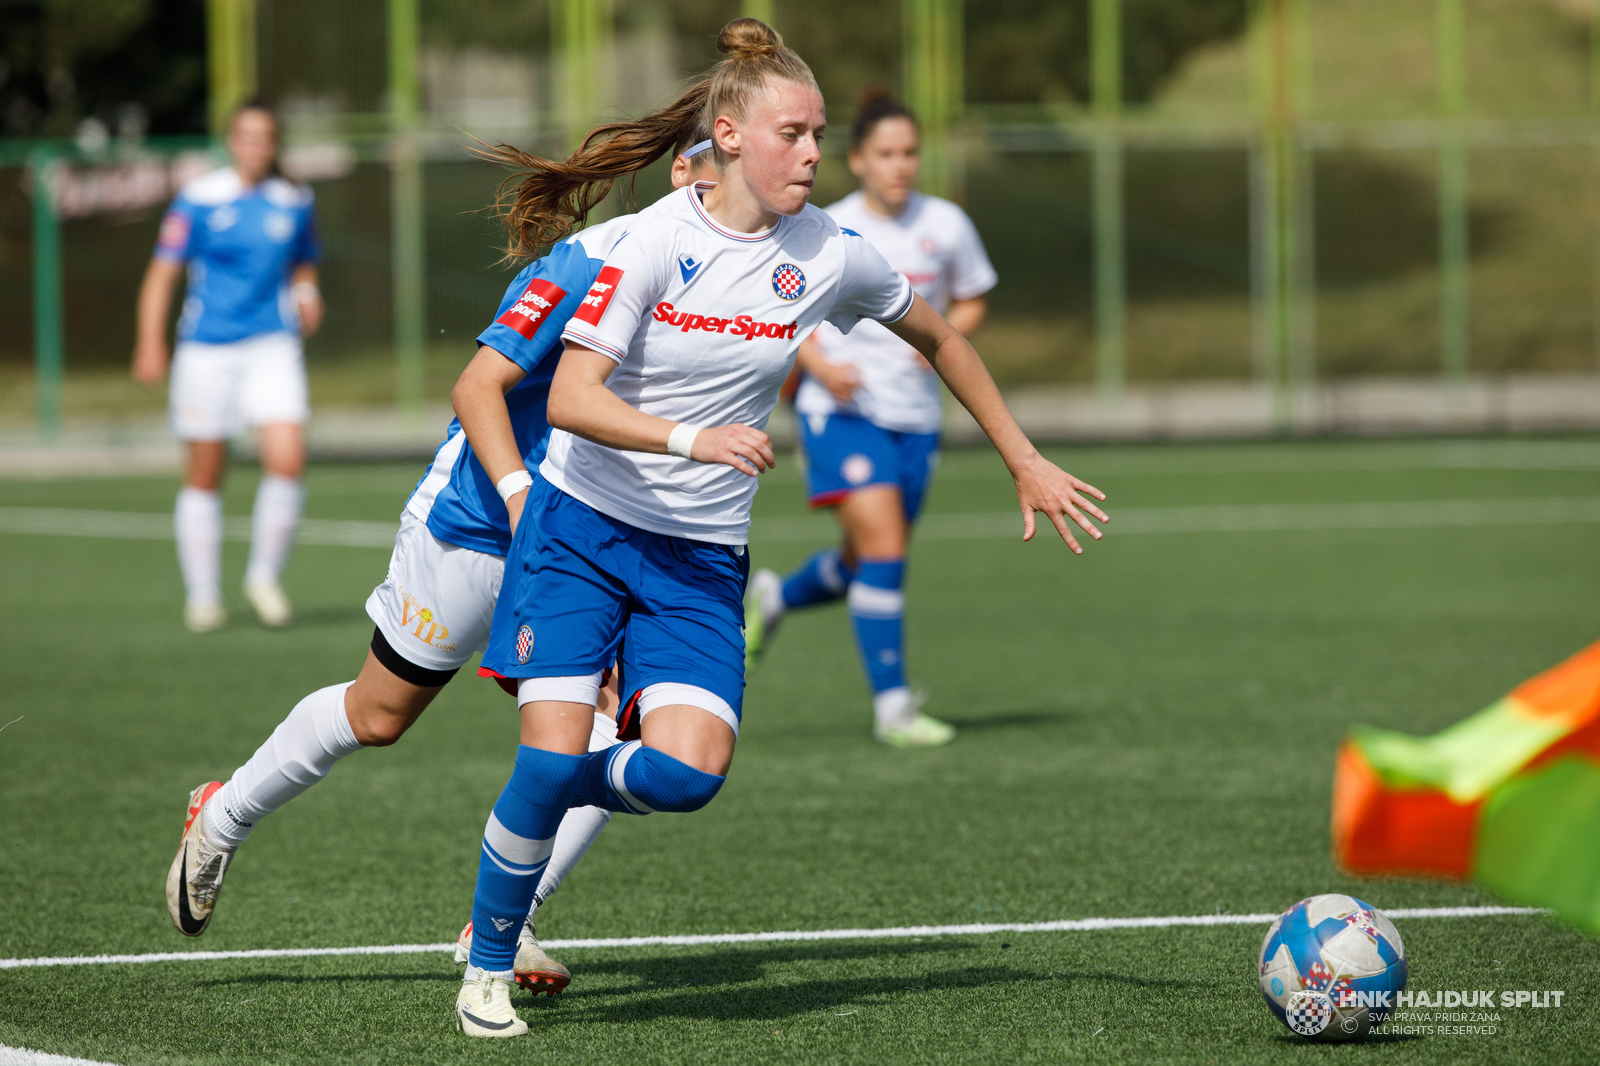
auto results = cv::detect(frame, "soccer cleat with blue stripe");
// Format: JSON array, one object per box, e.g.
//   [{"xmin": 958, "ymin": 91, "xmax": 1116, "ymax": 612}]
[
  {"xmin": 743, "ymin": 568, "xmax": 785, "ymax": 673},
  {"xmin": 454, "ymin": 919, "xmax": 572, "ymax": 996},
  {"xmin": 456, "ymin": 967, "xmax": 528, "ymax": 1038},
  {"xmin": 165, "ymin": 781, "xmax": 236, "ymax": 936}
]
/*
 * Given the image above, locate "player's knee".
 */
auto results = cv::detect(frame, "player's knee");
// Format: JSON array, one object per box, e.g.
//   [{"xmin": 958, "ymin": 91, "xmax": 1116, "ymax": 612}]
[
  {"xmin": 349, "ymin": 709, "xmax": 409, "ymax": 747},
  {"xmin": 615, "ymin": 743, "xmax": 725, "ymax": 814}
]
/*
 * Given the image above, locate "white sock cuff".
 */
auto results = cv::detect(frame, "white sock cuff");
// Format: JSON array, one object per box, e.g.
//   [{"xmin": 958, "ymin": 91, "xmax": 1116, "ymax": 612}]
[
  {"xmin": 316, "ymin": 681, "xmax": 363, "ymax": 756},
  {"xmin": 847, "ymin": 581, "xmax": 905, "ymax": 618},
  {"xmin": 636, "ymin": 682, "xmax": 739, "ymax": 738},
  {"xmin": 517, "ymin": 673, "xmax": 603, "ymax": 708}
]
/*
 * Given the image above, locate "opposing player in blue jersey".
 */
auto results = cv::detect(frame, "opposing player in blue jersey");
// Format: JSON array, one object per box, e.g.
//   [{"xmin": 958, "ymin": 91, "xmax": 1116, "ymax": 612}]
[
  {"xmin": 166, "ymin": 89, "xmax": 717, "ymax": 998},
  {"xmin": 133, "ymin": 99, "xmax": 323, "ymax": 632},
  {"xmin": 454, "ymin": 19, "xmax": 1107, "ymax": 1037},
  {"xmin": 744, "ymin": 88, "xmax": 997, "ymax": 747}
]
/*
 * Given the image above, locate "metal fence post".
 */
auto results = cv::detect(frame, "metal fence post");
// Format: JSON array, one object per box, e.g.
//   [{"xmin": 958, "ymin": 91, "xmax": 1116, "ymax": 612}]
[
  {"xmin": 903, "ymin": 0, "xmax": 962, "ymax": 199},
  {"xmin": 557, "ymin": 0, "xmax": 613, "ymax": 156},
  {"xmin": 207, "ymin": 0, "xmax": 257, "ymax": 135},
  {"xmin": 30, "ymin": 152, "xmax": 63, "ymax": 438},
  {"xmin": 1437, "ymin": 0, "xmax": 1469, "ymax": 385},
  {"xmin": 1090, "ymin": 0, "xmax": 1125, "ymax": 403},
  {"xmin": 389, "ymin": 0, "xmax": 427, "ymax": 417},
  {"xmin": 1251, "ymin": 0, "xmax": 1304, "ymax": 429}
]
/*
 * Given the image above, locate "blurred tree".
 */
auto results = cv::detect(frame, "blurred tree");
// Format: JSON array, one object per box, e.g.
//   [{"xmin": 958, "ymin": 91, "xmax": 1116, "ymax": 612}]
[
  {"xmin": 1, "ymin": 0, "xmax": 207, "ymax": 138},
  {"xmin": 967, "ymin": 0, "xmax": 1249, "ymax": 106}
]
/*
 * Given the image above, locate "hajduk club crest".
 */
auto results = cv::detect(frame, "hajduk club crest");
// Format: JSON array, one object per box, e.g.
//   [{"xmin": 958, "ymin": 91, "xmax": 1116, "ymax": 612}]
[{"xmin": 771, "ymin": 263, "xmax": 806, "ymax": 301}]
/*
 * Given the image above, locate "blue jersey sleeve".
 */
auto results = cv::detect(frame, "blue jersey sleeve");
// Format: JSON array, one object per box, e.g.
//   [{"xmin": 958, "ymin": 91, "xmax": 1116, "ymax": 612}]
[
  {"xmin": 476, "ymin": 240, "xmax": 603, "ymax": 374},
  {"xmin": 154, "ymin": 197, "xmax": 199, "ymax": 262},
  {"xmin": 293, "ymin": 203, "xmax": 322, "ymax": 266}
]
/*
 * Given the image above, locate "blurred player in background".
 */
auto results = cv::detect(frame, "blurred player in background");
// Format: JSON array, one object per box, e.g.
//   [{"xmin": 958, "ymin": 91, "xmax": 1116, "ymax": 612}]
[
  {"xmin": 744, "ymin": 88, "xmax": 998, "ymax": 747},
  {"xmin": 455, "ymin": 19, "xmax": 1102, "ymax": 1037},
  {"xmin": 132, "ymin": 99, "xmax": 323, "ymax": 633},
  {"xmin": 164, "ymin": 91, "xmax": 718, "ymax": 999}
]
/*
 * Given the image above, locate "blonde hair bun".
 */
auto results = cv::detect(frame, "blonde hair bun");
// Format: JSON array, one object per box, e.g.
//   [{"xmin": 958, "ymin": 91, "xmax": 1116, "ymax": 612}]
[{"xmin": 717, "ymin": 17, "xmax": 784, "ymax": 60}]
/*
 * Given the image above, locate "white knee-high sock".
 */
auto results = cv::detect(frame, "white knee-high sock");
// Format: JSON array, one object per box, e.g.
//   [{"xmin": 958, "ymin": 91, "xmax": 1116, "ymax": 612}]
[
  {"xmin": 175, "ymin": 487, "xmax": 223, "ymax": 607},
  {"xmin": 531, "ymin": 806, "xmax": 612, "ymax": 910},
  {"xmin": 206, "ymin": 681, "xmax": 364, "ymax": 846},
  {"xmin": 245, "ymin": 475, "xmax": 303, "ymax": 586}
]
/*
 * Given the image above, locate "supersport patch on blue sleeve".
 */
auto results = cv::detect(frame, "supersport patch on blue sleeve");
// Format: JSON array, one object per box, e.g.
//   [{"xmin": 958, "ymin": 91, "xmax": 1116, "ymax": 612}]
[{"xmin": 417, "ymin": 242, "xmax": 605, "ymax": 557}]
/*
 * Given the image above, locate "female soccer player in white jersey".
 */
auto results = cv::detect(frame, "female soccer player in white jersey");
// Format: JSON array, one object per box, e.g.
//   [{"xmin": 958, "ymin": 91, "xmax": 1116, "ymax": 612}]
[
  {"xmin": 454, "ymin": 18, "xmax": 1107, "ymax": 1038},
  {"xmin": 165, "ymin": 93, "xmax": 719, "ymax": 996},
  {"xmin": 744, "ymin": 89, "xmax": 997, "ymax": 747},
  {"xmin": 133, "ymin": 99, "xmax": 323, "ymax": 632}
]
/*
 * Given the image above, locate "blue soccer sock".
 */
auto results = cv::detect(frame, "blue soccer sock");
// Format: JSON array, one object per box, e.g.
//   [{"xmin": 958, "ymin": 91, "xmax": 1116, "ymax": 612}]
[
  {"xmin": 573, "ymin": 740, "xmax": 725, "ymax": 816},
  {"xmin": 848, "ymin": 558, "xmax": 906, "ymax": 694},
  {"xmin": 780, "ymin": 547, "xmax": 855, "ymax": 611},
  {"xmin": 468, "ymin": 746, "xmax": 585, "ymax": 972}
]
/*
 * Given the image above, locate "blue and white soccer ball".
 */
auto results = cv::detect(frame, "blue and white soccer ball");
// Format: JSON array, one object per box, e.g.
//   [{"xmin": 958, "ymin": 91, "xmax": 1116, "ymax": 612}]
[{"xmin": 1258, "ymin": 894, "xmax": 1407, "ymax": 1042}]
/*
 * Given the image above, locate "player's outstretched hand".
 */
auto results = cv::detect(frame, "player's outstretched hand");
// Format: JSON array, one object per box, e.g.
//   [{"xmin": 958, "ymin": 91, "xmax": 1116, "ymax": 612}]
[
  {"xmin": 131, "ymin": 339, "xmax": 168, "ymax": 387},
  {"xmin": 692, "ymin": 424, "xmax": 777, "ymax": 477},
  {"xmin": 1011, "ymin": 452, "xmax": 1108, "ymax": 554}
]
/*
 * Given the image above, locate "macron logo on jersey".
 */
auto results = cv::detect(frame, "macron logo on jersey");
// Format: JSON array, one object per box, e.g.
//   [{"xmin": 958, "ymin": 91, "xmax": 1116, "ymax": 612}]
[
  {"xmin": 652, "ymin": 302, "xmax": 799, "ymax": 341},
  {"xmin": 677, "ymin": 254, "xmax": 702, "ymax": 284},
  {"xmin": 496, "ymin": 278, "xmax": 567, "ymax": 340},
  {"xmin": 573, "ymin": 266, "xmax": 624, "ymax": 326}
]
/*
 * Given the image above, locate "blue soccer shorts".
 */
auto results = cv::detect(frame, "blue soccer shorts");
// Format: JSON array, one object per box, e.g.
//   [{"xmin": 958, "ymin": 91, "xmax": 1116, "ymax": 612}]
[
  {"xmin": 798, "ymin": 410, "xmax": 940, "ymax": 522},
  {"xmin": 480, "ymin": 478, "xmax": 749, "ymax": 737}
]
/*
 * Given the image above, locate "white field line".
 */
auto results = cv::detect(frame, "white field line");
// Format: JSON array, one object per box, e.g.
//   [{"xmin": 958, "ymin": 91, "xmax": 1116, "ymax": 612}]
[
  {"xmin": 0, "ymin": 906, "xmax": 1545, "ymax": 971},
  {"xmin": 3, "ymin": 497, "xmax": 1600, "ymax": 548},
  {"xmin": 0, "ymin": 1047, "xmax": 121, "ymax": 1066}
]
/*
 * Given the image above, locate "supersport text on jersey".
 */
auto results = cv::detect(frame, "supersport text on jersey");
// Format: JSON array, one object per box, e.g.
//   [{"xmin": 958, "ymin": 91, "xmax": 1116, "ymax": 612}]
[
  {"xmin": 155, "ymin": 168, "xmax": 321, "ymax": 345},
  {"xmin": 795, "ymin": 190, "xmax": 996, "ymax": 434},
  {"xmin": 548, "ymin": 182, "xmax": 914, "ymax": 545}
]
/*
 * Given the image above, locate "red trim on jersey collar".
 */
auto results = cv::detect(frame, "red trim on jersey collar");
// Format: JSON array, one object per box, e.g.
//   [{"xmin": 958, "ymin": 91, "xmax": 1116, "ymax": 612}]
[{"xmin": 689, "ymin": 182, "xmax": 781, "ymax": 243}]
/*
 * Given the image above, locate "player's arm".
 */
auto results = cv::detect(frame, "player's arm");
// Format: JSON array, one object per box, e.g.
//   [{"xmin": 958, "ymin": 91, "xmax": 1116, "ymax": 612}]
[
  {"xmin": 547, "ymin": 345, "xmax": 776, "ymax": 477},
  {"xmin": 451, "ymin": 347, "xmax": 531, "ymax": 530},
  {"xmin": 945, "ymin": 295, "xmax": 987, "ymax": 337},
  {"xmin": 291, "ymin": 263, "xmax": 324, "ymax": 338},
  {"xmin": 794, "ymin": 331, "xmax": 860, "ymax": 403},
  {"xmin": 132, "ymin": 256, "xmax": 185, "ymax": 386},
  {"xmin": 886, "ymin": 295, "xmax": 1108, "ymax": 552}
]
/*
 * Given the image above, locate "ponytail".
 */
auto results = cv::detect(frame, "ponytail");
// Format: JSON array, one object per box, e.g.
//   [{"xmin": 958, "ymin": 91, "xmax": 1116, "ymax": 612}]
[
  {"xmin": 479, "ymin": 78, "xmax": 711, "ymax": 262},
  {"xmin": 705, "ymin": 18, "xmax": 818, "ymax": 167}
]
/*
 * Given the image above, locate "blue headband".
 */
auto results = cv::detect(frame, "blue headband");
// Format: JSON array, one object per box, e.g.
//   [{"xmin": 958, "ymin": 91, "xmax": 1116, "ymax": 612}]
[{"xmin": 681, "ymin": 138, "xmax": 713, "ymax": 159}]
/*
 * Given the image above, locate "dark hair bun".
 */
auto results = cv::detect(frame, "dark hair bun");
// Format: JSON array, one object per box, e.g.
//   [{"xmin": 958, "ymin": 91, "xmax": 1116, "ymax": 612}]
[
  {"xmin": 856, "ymin": 85, "xmax": 894, "ymax": 110},
  {"xmin": 718, "ymin": 17, "xmax": 783, "ymax": 60}
]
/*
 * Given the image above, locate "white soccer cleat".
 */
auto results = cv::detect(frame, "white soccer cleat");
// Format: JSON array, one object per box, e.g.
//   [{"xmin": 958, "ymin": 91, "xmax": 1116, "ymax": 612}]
[
  {"xmin": 456, "ymin": 967, "xmax": 529, "ymax": 1038},
  {"xmin": 743, "ymin": 568, "xmax": 785, "ymax": 672},
  {"xmin": 244, "ymin": 581, "xmax": 292, "ymax": 627},
  {"xmin": 455, "ymin": 919, "xmax": 572, "ymax": 996},
  {"xmin": 184, "ymin": 601, "xmax": 227, "ymax": 633},
  {"xmin": 166, "ymin": 781, "xmax": 237, "ymax": 936}
]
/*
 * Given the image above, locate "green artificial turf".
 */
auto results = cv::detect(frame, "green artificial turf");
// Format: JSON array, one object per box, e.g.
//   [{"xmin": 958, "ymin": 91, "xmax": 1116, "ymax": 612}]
[{"xmin": 2, "ymin": 438, "xmax": 1599, "ymax": 1064}]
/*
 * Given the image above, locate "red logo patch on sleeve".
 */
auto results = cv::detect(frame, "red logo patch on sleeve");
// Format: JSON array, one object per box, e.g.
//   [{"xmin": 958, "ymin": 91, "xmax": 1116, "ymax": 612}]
[
  {"xmin": 572, "ymin": 266, "xmax": 624, "ymax": 327},
  {"xmin": 157, "ymin": 211, "xmax": 192, "ymax": 254},
  {"xmin": 495, "ymin": 278, "xmax": 567, "ymax": 340}
]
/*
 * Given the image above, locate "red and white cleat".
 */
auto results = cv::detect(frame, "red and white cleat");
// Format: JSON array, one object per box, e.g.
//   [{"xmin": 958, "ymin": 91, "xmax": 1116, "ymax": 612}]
[
  {"xmin": 454, "ymin": 919, "xmax": 572, "ymax": 997},
  {"xmin": 165, "ymin": 781, "xmax": 236, "ymax": 937}
]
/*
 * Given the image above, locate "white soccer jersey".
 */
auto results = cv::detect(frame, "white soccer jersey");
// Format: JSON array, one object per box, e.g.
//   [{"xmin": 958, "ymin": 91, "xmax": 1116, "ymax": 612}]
[
  {"xmin": 795, "ymin": 190, "xmax": 997, "ymax": 434},
  {"xmin": 549, "ymin": 182, "xmax": 914, "ymax": 544}
]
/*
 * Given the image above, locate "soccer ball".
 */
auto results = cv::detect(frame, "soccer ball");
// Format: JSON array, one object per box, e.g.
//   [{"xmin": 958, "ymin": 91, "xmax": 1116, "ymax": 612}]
[{"xmin": 1258, "ymin": 894, "xmax": 1407, "ymax": 1042}]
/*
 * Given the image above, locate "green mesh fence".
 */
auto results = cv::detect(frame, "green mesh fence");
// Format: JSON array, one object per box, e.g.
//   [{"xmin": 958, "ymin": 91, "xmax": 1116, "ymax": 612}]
[{"xmin": 4, "ymin": 0, "xmax": 1600, "ymax": 428}]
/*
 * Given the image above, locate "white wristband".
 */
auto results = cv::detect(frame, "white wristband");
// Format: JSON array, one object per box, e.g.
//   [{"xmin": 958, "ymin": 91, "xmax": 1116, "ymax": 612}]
[
  {"xmin": 495, "ymin": 469, "xmax": 533, "ymax": 503},
  {"xmin": 290, "ymin": 280, "xmax": 320, "ymax": 304},
  {"xmin": 667, "ymin": 423, "xmax": 702, "ymax": 460}
]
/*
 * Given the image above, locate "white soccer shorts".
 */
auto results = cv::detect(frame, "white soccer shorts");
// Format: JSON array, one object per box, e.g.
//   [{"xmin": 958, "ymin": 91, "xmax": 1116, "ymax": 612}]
[
  {"xmin": 169, "ymin": 331, "xmax": 309, "ymax": 441},
  {"xmin": 365, "ymin": 510, "xmax": 505, "ymax": 673}
]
